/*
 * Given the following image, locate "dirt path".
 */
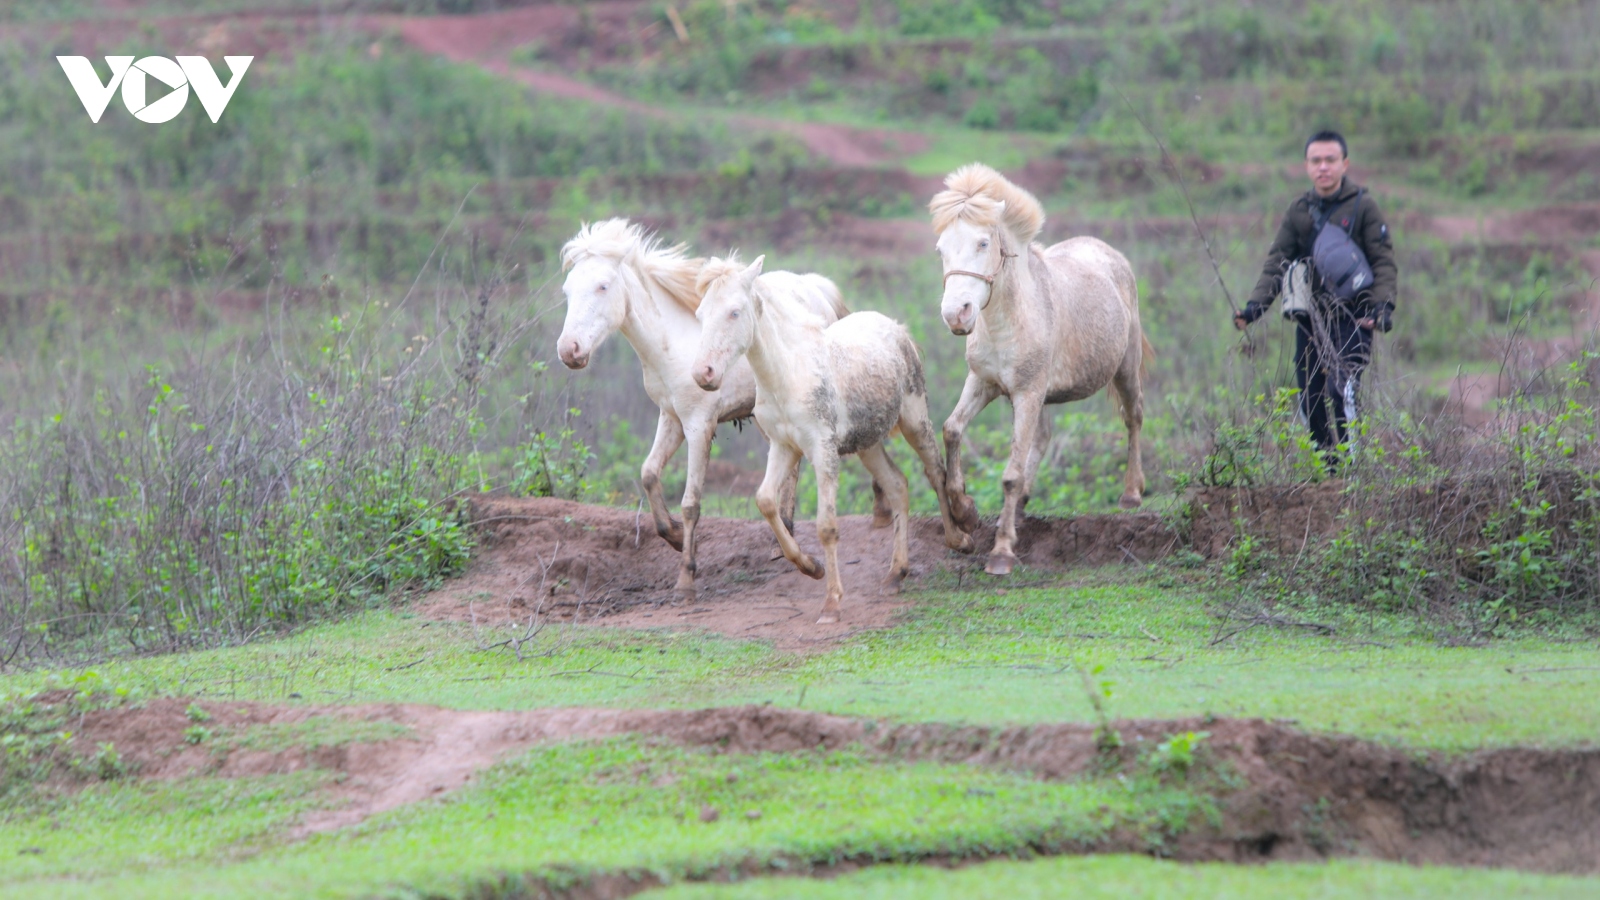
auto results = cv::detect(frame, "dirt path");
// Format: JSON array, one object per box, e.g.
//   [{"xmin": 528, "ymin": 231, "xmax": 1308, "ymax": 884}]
[
  {"xmin": 65, "ymin": 695, "xmax": 1600, "ymax": 877},
  {"xmin": 377, "ymin": 4, "xmax": 931, "ymax": 168}
]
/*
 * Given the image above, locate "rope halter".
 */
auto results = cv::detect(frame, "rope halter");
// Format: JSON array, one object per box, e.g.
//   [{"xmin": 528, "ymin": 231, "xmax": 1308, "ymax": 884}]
[{"xmin": 942, "ymin": 247, "xmax": 1018, "ymax": 287}]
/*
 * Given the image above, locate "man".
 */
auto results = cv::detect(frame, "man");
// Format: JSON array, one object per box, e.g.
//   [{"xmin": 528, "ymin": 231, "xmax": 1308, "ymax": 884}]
[{"xmin": 1234, "ymin": 130, "xmax": 1398, "ymax": 463}]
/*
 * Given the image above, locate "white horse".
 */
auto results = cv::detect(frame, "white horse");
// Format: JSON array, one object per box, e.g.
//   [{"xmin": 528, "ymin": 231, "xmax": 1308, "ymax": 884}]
[
  {"xmin": 691, "ymin": 255, "xmax": 975, "ymax": 624},
  {"xmin": 557, "ymin": 220, "xmax": 881, "ymax": 600},
  {"xmin": 930, "ymin": 164, "xmax": 1152, "ymax": 576}
]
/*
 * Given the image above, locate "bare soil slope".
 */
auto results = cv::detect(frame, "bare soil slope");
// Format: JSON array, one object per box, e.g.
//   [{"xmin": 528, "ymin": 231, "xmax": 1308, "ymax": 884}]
[{"xmin": 420, "ymin": 497, "xmax": 1179, "ymax": 649}]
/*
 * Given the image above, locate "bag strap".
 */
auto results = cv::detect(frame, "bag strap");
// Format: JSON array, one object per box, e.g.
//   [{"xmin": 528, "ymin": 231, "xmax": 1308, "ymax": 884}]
[{"xmin": 1312, "ymin": 187, "xmax": 1365, "ymax": 237}]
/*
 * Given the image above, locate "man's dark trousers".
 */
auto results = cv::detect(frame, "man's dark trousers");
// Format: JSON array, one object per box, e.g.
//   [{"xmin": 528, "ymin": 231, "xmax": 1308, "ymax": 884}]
[{"xmin": 1294, "ymin": 304, "xmax": 1372, "ymax": 453}]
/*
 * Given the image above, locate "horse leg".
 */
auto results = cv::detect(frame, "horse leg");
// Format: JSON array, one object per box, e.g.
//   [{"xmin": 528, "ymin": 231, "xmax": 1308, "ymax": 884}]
[
  {"xmin": 900, "ymin": 393, "xmax": 975, "ymax": 553},
  {"xmin": 1112, "ymin": 346, "xmax": 1146, "ymax": 509},
  {"xmin": 756, "ymin": 442, "xmax": 823, "ymax": 580},
  {"xmin": 856, "ymin": 443, "xmax": 911, "ymax": 591},
  {"xmin": 813, "ymin": 452, "xmax": 845, "ymax": 623},
  {"xmin": 674, "ymin": 418, "xmax": 715, "ymax": 602},
  {"xmin": 989, "ymin": 392, "xmax": 1044, "ymax": 576},
  {"xmin": 870, "ymin": 479, "xmax": 893, "ymax": 529},
  {"xmin": 942, "ymin": 372, "xmax": 1000, "ymax": 533},
  {"xmin": 640, "ymin": 410, "xmax": 686, "ymax": 551},
  {"xmin": 1020, "ymin": 403, "xmax": 1051, "ymax": 515},
  {"xmin": 777, "ymin": 454, "xmax": 802, "ymax": 540}
]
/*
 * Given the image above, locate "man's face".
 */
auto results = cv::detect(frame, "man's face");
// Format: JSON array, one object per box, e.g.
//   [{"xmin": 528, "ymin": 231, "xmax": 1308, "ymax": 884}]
[{"xmin": 1305, "ymin": 140, "xmax": 1349, "ymax": 196}]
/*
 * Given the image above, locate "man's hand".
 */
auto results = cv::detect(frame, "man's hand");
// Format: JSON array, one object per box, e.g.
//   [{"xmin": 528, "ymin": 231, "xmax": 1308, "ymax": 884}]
[
  {"xmin": 1234, "ymin": 315, "xmax": 1249, "ymax": 331},
  {"xmin": 1358, "ymin": 306, "xmax": 1394, "ymax": 333}
]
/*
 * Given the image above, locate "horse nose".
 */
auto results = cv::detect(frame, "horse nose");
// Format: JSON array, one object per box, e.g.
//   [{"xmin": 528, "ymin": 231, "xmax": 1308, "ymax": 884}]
[
  {"xmin": 559, "ymin": 339, "xmax": 588, "ymax": 369},
  {"xmin": 945, "ymin": 303, "xmax": 973, "ymax": 335},
  {"xmin": 694, "ymin": 364, "xmax": 719, "ymax": 391}
]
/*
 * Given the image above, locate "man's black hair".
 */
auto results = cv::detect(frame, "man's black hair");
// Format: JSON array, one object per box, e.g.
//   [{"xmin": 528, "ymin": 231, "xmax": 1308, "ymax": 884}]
[{"xmin": 1305, "ymin": 130, "xmax": 1348, "ymax": 158}]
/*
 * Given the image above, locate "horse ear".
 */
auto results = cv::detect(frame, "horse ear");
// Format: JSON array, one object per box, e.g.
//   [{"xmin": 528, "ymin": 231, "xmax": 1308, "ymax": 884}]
[{"xmin": 743, "ymin": 255, "xmax": 765, "ymax": 285}]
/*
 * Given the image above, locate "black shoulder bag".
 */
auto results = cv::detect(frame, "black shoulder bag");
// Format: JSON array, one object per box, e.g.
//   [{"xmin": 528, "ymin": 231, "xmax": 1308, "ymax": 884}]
[{"xmin": 1310, "ymin": 189, "xmax": 1374, "ymax": 305}]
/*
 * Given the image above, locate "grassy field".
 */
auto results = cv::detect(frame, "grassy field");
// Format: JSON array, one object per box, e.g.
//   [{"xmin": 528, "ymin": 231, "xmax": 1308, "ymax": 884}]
[
  {"xmin": 7, "ymin": 575, "xmax": 1598, "ymax": 751},
  {"xmin": 3, "ymin": 569, "xmax": 1599, "ymax": 897},
  {"xmin": 645, "ymin": 855, "xmax": 1600, "ymax": 900}
]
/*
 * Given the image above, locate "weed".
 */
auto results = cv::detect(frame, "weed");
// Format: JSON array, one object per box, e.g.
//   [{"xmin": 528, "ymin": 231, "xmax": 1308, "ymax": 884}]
[{"xmin": 1150, "ymin": 730, "xmax": 1210, "ymax": 777}]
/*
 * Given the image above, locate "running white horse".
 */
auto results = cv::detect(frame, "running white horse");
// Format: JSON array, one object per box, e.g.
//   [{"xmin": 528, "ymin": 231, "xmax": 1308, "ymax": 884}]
[
  {"xmin": 691, "ymin": 255, "xmax": 975, "ymax": 624},
  {"xmin": 930, "ymin": 164, "xmax": 1152, "ymax": 576},
  {"xmin": 557, "ymin": 220, "xmax": 882, "ymax": 600}
]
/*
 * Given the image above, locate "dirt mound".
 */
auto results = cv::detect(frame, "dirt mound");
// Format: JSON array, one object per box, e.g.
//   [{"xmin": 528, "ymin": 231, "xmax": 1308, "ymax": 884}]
[
  {"xmin": 64, "ymin": 697, "xmax": 867, "ymax": 835},
  {"xmin": 880, "ymin": 716, "xmax": 1600, "ymax": 873},
  {"xmin": 56, "ymin": 698, "xmax": 1600, "ymax": 881},
  {"xmin": 420, "ymin": 496, "xmax": 1179, "ymax": 649},
  {"xmin": 1186, "ymin": 482, "xmax": 1349, "ymax": 558}
]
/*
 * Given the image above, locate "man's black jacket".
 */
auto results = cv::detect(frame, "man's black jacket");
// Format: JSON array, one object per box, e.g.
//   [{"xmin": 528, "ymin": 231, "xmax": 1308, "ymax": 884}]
[{"xmin": 1241, "ymin": 178, "xmax": 1398, "ymax": 322}]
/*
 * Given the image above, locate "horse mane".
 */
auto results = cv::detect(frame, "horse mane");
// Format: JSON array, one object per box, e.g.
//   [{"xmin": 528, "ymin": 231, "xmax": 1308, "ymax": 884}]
[
  {"xmin": 694, "ymin": 253, "xmax": 747, "ymax": 297},
  {"xmin": 928, "ymin": 163, "xmax": 1045, "ymax": 244},
  {"xmin": 561, "ymin": 218, "xmax": 705, "ymax": 312}
]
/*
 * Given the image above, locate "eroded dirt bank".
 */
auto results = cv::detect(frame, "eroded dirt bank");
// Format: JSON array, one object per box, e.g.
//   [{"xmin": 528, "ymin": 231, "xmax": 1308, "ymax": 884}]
[
  {"xmin": 61, "ymin": 698, "xmax": 1600, "ymax": 879},
  {"xmin": 424, "ymin": 496, "xmax": 1182, "ymax": 649},
  {"xmin": 423, "ymin": 492, "xmax": 1342, "ymax": 649}
]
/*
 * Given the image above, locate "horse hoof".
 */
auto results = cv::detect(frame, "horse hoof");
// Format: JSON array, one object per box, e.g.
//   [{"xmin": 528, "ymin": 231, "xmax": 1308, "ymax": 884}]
[
  {"xmin": 985, "ymin": 553, "xmax": 1016, "ymax": 576},
  {"xmin": 798, "ymin": 557, "xmax": 826, "ymax": 580},
  {"xmin": 872, "ymin": 512, "xmax": 893, "ymax": 529},
  {"xmin": 882, "ymin": 569, "xmax": 908, "ymax": 593},
  {"xmin": 947, "ymin": 532, "xmax": 975, "ymax": 554},
  {"xmin": 1118, "ymin": 492, "xmax": 1143, "ymax": 510},
  {"xmin": 816, "ymin": 613, "xmax": 839, "ymax": 625}
]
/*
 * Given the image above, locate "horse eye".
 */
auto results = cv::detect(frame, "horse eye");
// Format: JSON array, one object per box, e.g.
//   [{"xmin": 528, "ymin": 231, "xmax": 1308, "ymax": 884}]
[
  {"xmin": 596, "ymin": 283, "xmax": 608, "ymax": 293},
  {"xmin": 729, "ymin": 310, "xmax": 740, "ymax": 320},
  {"xmin": 979, "ymin": 240, "xmax": 989, "ymax": 250}
]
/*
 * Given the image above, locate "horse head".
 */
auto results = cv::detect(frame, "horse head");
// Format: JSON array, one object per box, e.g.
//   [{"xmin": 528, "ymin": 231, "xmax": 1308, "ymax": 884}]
[
  {"xmin": 691, "ymin": 255, "xmax": 764, "ymax": 392},
  {"xmin": 929, "ymin": 164, "xmax": 1045, "ymax": 336},
  {"xmin": 936, "ymin": 217, "xmax": 1014, "ymax": 336},
  {"xmin": 557, "ymin": 220, "xmax": 646, "ymax": 369}
]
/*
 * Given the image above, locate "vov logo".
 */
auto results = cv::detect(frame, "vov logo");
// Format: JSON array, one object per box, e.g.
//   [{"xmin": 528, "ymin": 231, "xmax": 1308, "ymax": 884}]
[{"xmin": 57, "ymin": 56, "xmax": 253, "ymax": 123}]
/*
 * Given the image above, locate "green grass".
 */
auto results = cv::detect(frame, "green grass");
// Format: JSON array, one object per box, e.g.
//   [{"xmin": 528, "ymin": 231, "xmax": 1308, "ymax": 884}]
[
  {"xmin": 641, "ymin": 854, "xmax": 1600, "ymax": 900},
  {"xmin": 729, "ymin": 580, "xmax": 1600, "ymax": 752},
  {"xmin": 2, "ymin": 568, "xmax": 1597, "ymax": 897},
  {"xmin": 6, "ymin": 575, "xmax": 1598, "ymax": 752},
  {"xmin": 223, "ymin": 716, "xmax": 414, "ymax": 753},
  {"xmin": 0, "ymin": 737, "xmax": 1207, "ymax": 899},
  {"xmin": 0, "ymin": 771, "xmax": 336, "ymax": 884}
]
